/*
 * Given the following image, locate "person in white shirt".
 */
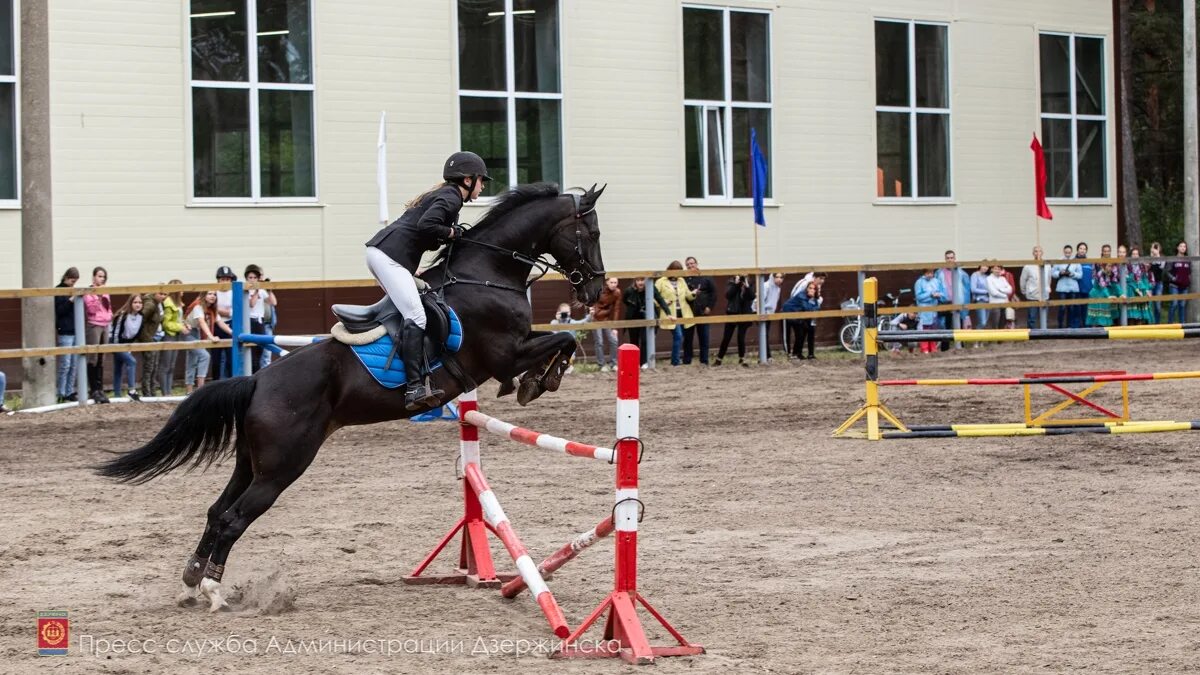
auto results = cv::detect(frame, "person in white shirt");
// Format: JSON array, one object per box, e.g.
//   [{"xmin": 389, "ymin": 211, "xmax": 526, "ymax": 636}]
[
  {"xmin": 985, "ymin": 265, "xmax": 1014, "ymax": 329},
  {"xmin": 1019, "ymin": 245, "xmax": 1052, "ymax": 328},
  {"xmin": 243, "ymin": 264, "xmax": 278, "ymax": 373}
]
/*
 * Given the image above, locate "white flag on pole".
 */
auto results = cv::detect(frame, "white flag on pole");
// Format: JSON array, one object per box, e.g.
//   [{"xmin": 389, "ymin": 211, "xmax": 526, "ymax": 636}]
[{"xmin": 377, "ymin": 111, "xmax": 388, "ymax": 224}]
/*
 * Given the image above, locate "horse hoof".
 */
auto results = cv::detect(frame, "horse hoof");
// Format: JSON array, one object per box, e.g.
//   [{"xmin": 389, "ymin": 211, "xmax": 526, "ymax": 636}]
[
  {"xmin": 516, "ymin": 378, "xmax": 543, "ymax": 406},
  {"xmin": 200, "ymin": 577, "xmax": 230, "ymax": 613},
  {"xmin": 177, "ymin": 583, "xmax": 201, "ymax": 607},
  {"xmin": 182, "ymin": 553, "xmax": 207, "ymax": 587},
  {"xmin": 496, "ymin": 377, "xmax": 517, "ymax": 398}
]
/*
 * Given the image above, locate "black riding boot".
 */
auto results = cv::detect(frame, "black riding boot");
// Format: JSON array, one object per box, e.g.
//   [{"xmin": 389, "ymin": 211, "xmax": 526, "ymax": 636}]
[
  {"xmin": 88, "ymin": 363, "xmax": 109, "ymax": 404},
  {"xmin": 403, "ymin": 320, "xmax": 443, "ymax": 411}
]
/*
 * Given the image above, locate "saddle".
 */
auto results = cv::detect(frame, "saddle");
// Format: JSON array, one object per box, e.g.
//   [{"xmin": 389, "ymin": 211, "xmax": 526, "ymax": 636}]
[{"xmin": 330, "ymin": 287, "xmax": 466, "ymax": 390}]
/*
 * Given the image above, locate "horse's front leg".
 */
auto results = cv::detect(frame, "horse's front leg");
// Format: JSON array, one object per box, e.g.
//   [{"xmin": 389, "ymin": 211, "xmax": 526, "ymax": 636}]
[{"xmin": 495, "ymin": 331, "xmax": 577, "ymax": 405}]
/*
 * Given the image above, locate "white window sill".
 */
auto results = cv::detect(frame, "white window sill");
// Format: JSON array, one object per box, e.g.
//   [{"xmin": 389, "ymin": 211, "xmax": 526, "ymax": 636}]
[
  {"xmin": 1046, "ymin": 198, "xmax": 1112, "ymax": 206},
  {"xmin": 187, "ymin": 199, "xmax": 324, "ymax": 208},
  {"xmin": 874, "ymin": 198, "xmax": 956, "ymax": 205},
  {"xmin": 680, "ymin": 198, "xmax": 781, "ymax": 207},
  {"xmin": 0, "ymin": 200, "xmax": 20, "ymax": 209}
]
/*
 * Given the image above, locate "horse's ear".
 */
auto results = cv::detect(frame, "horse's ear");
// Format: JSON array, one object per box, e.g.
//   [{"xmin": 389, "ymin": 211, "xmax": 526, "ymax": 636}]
[
  {"xmin": 581, "ymin": 183, "xmax": 607, "ymax": 212},
  {"xmin": 592, "ymin": 183, "xmax": 607, "ymax": 200}
]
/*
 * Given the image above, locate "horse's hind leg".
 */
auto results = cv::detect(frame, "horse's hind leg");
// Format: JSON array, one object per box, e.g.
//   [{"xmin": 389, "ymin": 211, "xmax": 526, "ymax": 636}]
[
  {"xmin": 198, "ymin": 427, "xmax": 323, "ymax": 612},
  {"xmin": 178, "ymin": 451, "xmax": 252, "ymax": 606}
]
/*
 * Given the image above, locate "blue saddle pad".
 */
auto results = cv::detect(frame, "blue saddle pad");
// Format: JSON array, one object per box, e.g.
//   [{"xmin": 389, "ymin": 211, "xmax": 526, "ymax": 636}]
[{"xmin": 349, "ymin": 307, "xmax": 463, "ymax": 390}]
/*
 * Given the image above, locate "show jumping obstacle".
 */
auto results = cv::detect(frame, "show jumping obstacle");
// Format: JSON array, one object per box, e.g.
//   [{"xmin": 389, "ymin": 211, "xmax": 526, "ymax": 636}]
[
  {"xmin": 405, "ymin": 345, "xmax": 704, "ymax": 664},
  {"xmin": 834, "ymin": 278, "xmax": 1200, "ymax": 440}
]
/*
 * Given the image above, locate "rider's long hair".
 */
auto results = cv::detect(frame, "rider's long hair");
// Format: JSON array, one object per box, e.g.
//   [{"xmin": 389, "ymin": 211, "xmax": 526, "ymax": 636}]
[{"xmin": 405, "ymin": 181, "xmax": 453, "ymax": 209}]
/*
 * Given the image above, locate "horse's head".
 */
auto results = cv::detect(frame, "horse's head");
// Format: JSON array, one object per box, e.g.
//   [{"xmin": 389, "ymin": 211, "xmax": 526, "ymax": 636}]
[{"xmin": 549, "ymin": 184, "xmax": 608, "ymax": 305}]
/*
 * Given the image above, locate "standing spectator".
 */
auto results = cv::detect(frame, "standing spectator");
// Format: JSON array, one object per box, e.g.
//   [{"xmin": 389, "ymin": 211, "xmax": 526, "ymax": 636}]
[
  {"xmin": 1020, "ymin": 246, "xmax": 1052, "ymax": 328},
  {"xmin": 1086, "ymin": 260, "xmax": 1117, "ymax": 327},
  {"xmin": 621, "ymin": 277, "xmax": 667, "ymax": 367},
  {"xmin": 0, "ymin": 369, "xmax": 8, "ymax": 413},
  {"xmin": 1148, "ymin": 241, "xmax": 1165, "ymax": 323},
  {"xmin": 1075, "ymin": 242, "xmax": 1092, "ymax": 328},
  {"xmin": 938, "ymin": 250, "xmax": 972, "ymax": 331},
  {"xmin": 914, "ymin": 268, "xmax": 947, "ymax": 353},
  {"xmin": 158, "ymin": 280, "xmax": 186, "ymax": 395},
  {"xmin": 54, "ymin": 267, "xmax": 80, "ymax": 403},
  {"xmin": 787, "ymin": 272, "xmax": 827, "ymax": 350},
  {"xmin": 83, "ymin": 266, "xmax": 112, "ymax": 404},
  {"xmin": 109, "ymin": 294, "xmax": 144, "ymax": 400},
  {"xmin": 184, "ymin": 291, "xmax": 223, "ymax": 393},
  {"xmin": 969, "ymin": 263, "xmax": 991, "ymax": 330},
  {"xmin": 1166, "ymin": 241, "xmax": 1191, "ymax": 323},
  {"xmin": 782, "ymin": 282, "xmax": 821, "ymax": 359},
  {"xmin": 212, "ymin": 266, "xmax": 236, "ymax": 381},
  {"xmin": 1052, "ymin": 245, "xmax": 1082, "ymax": 328},
  {"xmin": 589, "ymin": 277, "xmax": 622, "ymax": 371},
  {"xmin": 1127, "ymin": 247, "xmax": 1153, "ymax": 324},
  {"xmin": 999, "ymin": 264, "xmax": 1018, "ymax": 328},
  {"xmin": 752, "ymin": 273, "xmax": 784, "ymax": 359},
  {"xmin": 682, "ymin": 257, "xmax": 716, "ymax": 365},
  {"xmin": 138, "ymin": 290, "xmax": 166, "ymax": 396},
  {"xmin": 257, "ymin": 269, "xmax": 278, "ymax": 370},
  {"xmin": 655, "ymin": 261, "xmax": 695, "ymax": 367},
  {"xmin": 986, "ymin": 264, "xmax": 1014, "ymax": 329},
  {"xmin": 714, "ymin": 275, "xmax": 756, "ymax": 367},
  {"xmin": 244, "ymin": 265, "xmax": 277, "ymax": 374}
]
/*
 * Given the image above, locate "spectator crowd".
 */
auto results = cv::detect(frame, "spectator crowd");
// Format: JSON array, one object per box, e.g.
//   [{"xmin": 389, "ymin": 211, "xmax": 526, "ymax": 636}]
[{"xmin": 49, "ymin": 264, "xmax": 278, "ymax": 404}]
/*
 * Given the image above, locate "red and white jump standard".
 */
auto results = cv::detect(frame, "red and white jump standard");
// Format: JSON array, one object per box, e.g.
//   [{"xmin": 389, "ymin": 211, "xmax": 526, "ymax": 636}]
[{"xmin": 404, "ymin": 345, "xmax": 703, "ymax": 665}]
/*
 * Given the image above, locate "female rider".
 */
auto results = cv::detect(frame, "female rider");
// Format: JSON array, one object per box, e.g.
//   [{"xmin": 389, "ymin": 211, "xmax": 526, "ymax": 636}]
[{"xmin": 365, "ymin": 150, "xmax": 491, "ymax": 411}]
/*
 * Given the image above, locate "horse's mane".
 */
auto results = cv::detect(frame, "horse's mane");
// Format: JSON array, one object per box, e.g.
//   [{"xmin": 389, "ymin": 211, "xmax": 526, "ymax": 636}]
[{"xmin": 466, "ymin": 182, "xmax": 561, "ymax": 235}]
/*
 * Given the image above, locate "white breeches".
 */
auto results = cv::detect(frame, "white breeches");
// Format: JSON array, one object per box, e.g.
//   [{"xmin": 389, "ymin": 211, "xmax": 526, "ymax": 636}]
[{"xmin": 365, "ymin": 246, "xmax": 426, "ymax": 329}]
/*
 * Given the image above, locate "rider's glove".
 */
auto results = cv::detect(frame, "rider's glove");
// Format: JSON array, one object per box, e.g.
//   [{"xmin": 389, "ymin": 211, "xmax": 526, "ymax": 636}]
[{"xmin": 446, "ymin": 225, "xmax": 464, "ymax": 241}]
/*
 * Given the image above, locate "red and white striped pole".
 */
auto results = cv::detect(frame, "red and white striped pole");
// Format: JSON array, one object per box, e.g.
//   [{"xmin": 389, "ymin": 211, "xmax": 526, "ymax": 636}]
[
  {"xmin": 463, "ymin": 462, "xmax": 570, "ymax": 638},
  {"xmin": 614, "ymin": 343, "xmax": 641, "ymax": 595}
]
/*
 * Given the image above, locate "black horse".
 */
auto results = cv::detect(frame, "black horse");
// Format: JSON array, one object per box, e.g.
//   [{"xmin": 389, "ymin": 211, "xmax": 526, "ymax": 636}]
[{"xmin": 97, "ymin": 183, "xmax": 608, "ymax": 611}]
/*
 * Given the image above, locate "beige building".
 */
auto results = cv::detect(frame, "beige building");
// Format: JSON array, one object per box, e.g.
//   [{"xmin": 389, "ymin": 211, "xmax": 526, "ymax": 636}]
[{"xmin": 0, "ymin": 0, "xmax": 1116, "ymax": 288}]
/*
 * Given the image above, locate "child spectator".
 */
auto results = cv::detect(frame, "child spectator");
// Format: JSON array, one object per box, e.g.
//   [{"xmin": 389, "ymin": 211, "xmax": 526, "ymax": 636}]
[
  {"xmin": 1148, "ymin": 242, "xmax": 1165, "ymax": 323},
  {"xmin": 782, "ymin": 282, "xmax": 821, "ymax": 359},
  {"xmin": 1166, "ymin": 241, "xmax": 1191, "ymax": 323},
  {"xmin": 184, "ymin": 290, "xmax": 224, "ymax": 393},
  {"xmin": 244, "ymin": 264, "xmax": 277, "ymax": 374},
  {"xmin": 914, "ymin": 268, "xmax": 947, "ymax": 353},
  {"xmin": 83, "ymin": 266, "xmax": 112, "ymax": 404},
  {"xmin": 54, "ymin": 267, "xmax": 80, "ymax": 402},
  {"xmin": 969, "ymin": 264, "xmax": 990, "ymax": 330},
  {"xmin": 589, "ymin": 277, "xmax": 621, "ymax": 372},
  {"xmin": 654, "ymin": 261, "xmax": 695, "ymax": 367},
  {"xmin": 715, "ymin": 275, "xmax": 756, "ymax": 367},
  {"xmin": 109, "ymin": 294, "xmax": 145, "ymax": 400},
  {"xmin": 158, "ymin": 281, "xmax": 186, "ymax": 395},
  {"xmin": 1126, "ymin": 247, "xmax": 1152, "ymax": 324},
  {"xmin": 1086, "ymin": 261, "xmax": 1118, "ymax": 327},
  {"xmin": 138, "ymin": 290, "xmax": 166, "ymax": 396},
  {"xmin": 211, "ymin": 265, "xmax": 236, "ymax": 381}
]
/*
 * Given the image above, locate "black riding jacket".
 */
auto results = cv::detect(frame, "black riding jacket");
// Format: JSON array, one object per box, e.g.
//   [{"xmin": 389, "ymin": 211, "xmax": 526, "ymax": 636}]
[{"xmin": 365, "ymin": 183, "xmax": 463, "ymax": 272}]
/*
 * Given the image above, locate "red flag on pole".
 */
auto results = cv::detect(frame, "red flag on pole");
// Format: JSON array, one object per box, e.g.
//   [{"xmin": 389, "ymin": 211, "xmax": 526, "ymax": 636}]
[{"xmin": 1031, "ymin": 134, "xmax": 1054, "ymax": 220}]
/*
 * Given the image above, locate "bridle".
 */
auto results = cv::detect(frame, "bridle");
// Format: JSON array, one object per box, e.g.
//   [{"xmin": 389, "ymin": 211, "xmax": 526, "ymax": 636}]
[{"xmin": 429, "ymin": 193, "xmax": 605, "ymax": 295}]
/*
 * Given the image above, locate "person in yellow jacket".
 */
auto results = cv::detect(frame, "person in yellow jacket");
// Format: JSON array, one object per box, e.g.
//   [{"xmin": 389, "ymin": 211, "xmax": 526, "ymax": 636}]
[
  {"xmin": 655, "ymin": 260, "xmax": 696, "ymax": 366},
  {"xmin": 157, "ymin": 280, "xmax": 187, "ymax": 396}
]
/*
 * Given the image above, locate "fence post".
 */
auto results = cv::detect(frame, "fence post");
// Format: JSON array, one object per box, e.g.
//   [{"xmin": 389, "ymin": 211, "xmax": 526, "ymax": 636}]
[
  {"xmin": 642, "ymin": 277, "xmax": 655, "ymax": 369},
  {"xmin": 756, "ymin": 273, "xmax": 767, "ymax": 363},
  {"xmin": 73, "ymin": 294, "xmax": 87, "ymax": 407},
  {"xmin": 230, "ymin": 280, "xmax": 244, "ymax": 377},
  {"xmin": 950, "ymin": 265, "xmax": 961, "ymax": 350},
  {"xmin": 1118, "ymin": 262, "xmax": 1129, "ymax": 326}
]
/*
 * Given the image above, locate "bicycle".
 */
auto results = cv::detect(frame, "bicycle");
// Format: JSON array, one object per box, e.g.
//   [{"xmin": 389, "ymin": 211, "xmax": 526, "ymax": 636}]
[{"xmin": 839, "ymin": 289, "xmax": 912, "ymax": 354}]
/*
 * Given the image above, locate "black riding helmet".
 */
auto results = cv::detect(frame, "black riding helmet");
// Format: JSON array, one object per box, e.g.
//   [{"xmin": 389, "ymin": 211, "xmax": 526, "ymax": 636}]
[{"xmin": 443, "ymin": 151, "xmax": 492, "ymax": 182}]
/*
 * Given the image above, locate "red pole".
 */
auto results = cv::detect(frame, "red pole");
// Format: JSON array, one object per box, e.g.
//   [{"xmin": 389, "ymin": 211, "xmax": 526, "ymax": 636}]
[{"xmin": 614, "ymin": 344, "xmax": 641, "ymax": 594}]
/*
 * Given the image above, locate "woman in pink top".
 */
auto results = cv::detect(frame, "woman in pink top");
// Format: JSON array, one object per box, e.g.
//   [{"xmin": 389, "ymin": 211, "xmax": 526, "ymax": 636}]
[{"xmin": 83, "ymin": 266, "xmax": 112, "ymax": 404}]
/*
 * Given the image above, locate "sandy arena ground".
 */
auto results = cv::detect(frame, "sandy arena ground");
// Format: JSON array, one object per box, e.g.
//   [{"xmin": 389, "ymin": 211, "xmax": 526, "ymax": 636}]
[{"xmin": 2, "ymin": 340, "xmax": 1200, "ymax": 674}]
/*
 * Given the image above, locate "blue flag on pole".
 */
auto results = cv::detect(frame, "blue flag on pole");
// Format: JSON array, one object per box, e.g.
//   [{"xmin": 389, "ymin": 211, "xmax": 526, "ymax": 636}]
[{"xmin": 750, "ymin": 128, "xmax": 768, "ymax": 227}]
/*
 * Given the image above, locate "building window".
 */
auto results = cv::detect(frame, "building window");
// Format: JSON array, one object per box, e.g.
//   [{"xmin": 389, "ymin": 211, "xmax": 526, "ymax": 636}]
[
  {"xmin": 457, "ymin": 0, "xmax": 562, "ymax": 198},
  {"xmin": 189, "ymin": 0, "xmax": 316, "ymax": 200},
  {"xmin": 874, "ymin": 19, "xmax": 950, "ymax": 199},
  {"xmin": 1039, "ymin": 33, "xmax": 1106, "ymax": 200},
  {"xmin": 0, "ymin": 0, "xmax": 16, "ymax": 202},
  {"xmin": 683, "ymin": 6, "xmax": 771, "ymax": 200}
]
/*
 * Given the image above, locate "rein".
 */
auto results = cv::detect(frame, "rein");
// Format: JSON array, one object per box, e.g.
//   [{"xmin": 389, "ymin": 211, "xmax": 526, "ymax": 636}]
[{"xmin": 427, "ymin": 194, "xmax": 604, "ymax": 296}]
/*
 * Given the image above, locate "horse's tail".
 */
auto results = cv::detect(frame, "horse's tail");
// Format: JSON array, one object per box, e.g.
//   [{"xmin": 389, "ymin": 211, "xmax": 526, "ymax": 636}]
[{"xmin": 95, "ymin": 377, "xmax": 258, "ymax": 484}]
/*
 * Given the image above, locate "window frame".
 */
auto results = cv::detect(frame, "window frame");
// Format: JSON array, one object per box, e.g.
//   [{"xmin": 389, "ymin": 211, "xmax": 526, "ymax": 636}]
[
  {"xmin": 1039, "ymin": 30, "xmax": 1109, "ymax": 204},
  {"xmin": 873, "ymin": 18, "xmax": 953, "ymax": 204},
  {"xmin": 0, "ymin": 0, "xmax": 19, "ymax": 209},
  {"xmin": 186, "ymin": 0, "xmax": 320, "ymax": 206},
  {"xmin": 681, "ymin": 4, "xmax": 773, "ymax": 206},
  {"xmin": 453, "ymin": 0, "xmax": 565, "ymax": 204}
]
